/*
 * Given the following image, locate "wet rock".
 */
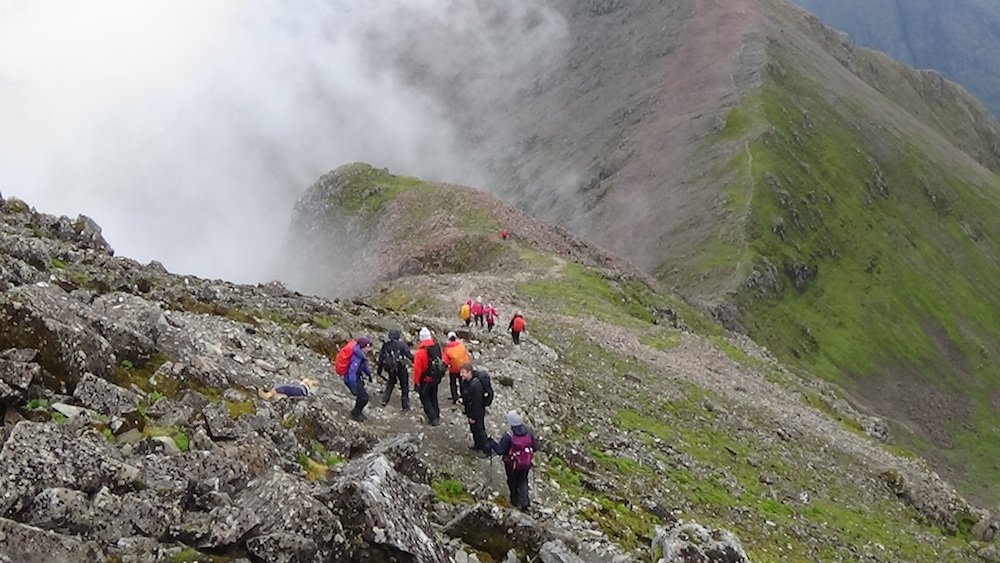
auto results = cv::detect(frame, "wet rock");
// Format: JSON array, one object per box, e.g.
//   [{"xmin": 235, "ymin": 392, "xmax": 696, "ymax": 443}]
[
  {"xmin": 652, "ymin": 521, "xmax": 748, "ymax": 563},
  {"xmin": 0, "ymin": 517, "xmax": 105, "ymax": 562},
  {"xmin": 0, "ymin": 422, "xmax": 140, "ymax": 516},
  {"xmin": 73, "ymin": 373, "xmax": 141, "ymax": 416},
  {"xmin": 330, "ymin": 448, "xmax": 447, "ymax": 562}
]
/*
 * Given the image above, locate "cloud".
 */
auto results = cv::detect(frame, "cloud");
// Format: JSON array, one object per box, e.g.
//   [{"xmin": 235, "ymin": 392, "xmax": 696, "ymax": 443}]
[{"xmin": 0, "ymin": 0, "xmax": 568, "ymax": 286}]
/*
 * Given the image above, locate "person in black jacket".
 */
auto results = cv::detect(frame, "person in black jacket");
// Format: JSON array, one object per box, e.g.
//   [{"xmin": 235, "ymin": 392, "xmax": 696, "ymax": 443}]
[
  {"xmin": 490, "ymin": 410, "xmax": 538, "ymax": 511},
  {"xmin": 377, "ymin": 328, "xmax": 414, "ymax": 411},
  {"xmin": 459, "ymin": 363, "xmax": 490, "ymax": 457}
]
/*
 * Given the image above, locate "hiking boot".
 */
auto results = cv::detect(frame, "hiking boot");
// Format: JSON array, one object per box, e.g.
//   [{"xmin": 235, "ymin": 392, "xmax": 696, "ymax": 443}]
[
  {"xmin": 379, "ymin": 401, "xmax": 388, "ymax": 408},
  {"xmin": 476, "ymin": 451, "xmax": 491, "ymax": 459},
  {"xmin": 351, "ymin": 413, "xmax": 367, "ymax": 422},
  {"xmin": 429, "ymin": 418, "xmax": 441, "ymax": 427},
  {"xmin": 401, "ymin": 406, "xmax": 411, "ymax": 412}
]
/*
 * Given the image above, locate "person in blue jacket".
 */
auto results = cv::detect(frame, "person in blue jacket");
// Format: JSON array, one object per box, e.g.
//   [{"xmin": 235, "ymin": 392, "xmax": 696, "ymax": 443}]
[{"xmin": 345, "ymin": 337, "xmax": 373, "ymax": 421}]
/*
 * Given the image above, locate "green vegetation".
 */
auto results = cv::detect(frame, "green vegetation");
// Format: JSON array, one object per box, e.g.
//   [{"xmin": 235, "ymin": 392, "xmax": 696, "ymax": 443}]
[
  {"xmin": 431, "ymin": 478, "xmax": 475, "ymax": 505},
  {"xmin": 297, "ymin": 453, "xmax": 329, "ymax": 482},
  {"xmin": 169, "ymin": 547, "xmax": 201, "ymax": 563},
  {"xmin": 224, "ymin": 400, "xmax": 256, "ymax": 419},
  {"xmin": 143, "ymin": 425, "xmax": 190, "ymax": 452},
  {"xmin": 49, "ymin": 257, "xmax": 67, "ymax": 269},
  {"xmin": 700, "ymin": 43, "xmax": 1000, "ymax": 502}
]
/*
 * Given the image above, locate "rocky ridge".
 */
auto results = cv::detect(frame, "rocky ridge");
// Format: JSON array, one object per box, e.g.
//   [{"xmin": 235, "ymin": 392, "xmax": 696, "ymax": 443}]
[{"xmin": 0, "ymin": 186, "xmax": 997, "ymax": 562}]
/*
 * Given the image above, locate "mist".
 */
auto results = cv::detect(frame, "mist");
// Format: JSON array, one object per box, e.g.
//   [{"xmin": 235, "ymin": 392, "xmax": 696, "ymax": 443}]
[{"xmin": 0, "ymin": 0, "xmax": 569, "ymax": 285}]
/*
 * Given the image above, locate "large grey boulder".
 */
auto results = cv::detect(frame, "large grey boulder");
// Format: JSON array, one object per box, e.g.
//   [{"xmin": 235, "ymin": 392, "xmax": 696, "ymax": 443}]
[
  {"xmin": 0, "ymin": 284, "xmax": 116, "ymax": 389},
  {"xmin": 652, "ymin": 521, "xmax": 748, "ymax": 563},
  {"xmin": 0, "ymin": 517, "xmax": 105, "ymax": 563},
  {"xmin": 0, "ymin": 355, "xmax": 40, "ymax": 403},
  {"xmin": 246, "ymin": 533, "xmax": 319, "ymax": 563},
  {"xmin": 538, "ymin": 540, "xmax": 586, "ymax": 563},
  {"xmin": 73, "ymin": 373, "xmax": 141, "ymax": 416},
  {"xmin": 330, "ymin": 444, "xmax": 448, "ymax": 562},
  {"xmin": 169, "ymin": 504, "xmax": 260, "ymax": 549},
  {"xmin": 0, "ymin": 422, "xmax": 141, "ymax": 516},
  {"xmin": 239, "ymin": 469, "xmax": 346, "ymax": 561}
]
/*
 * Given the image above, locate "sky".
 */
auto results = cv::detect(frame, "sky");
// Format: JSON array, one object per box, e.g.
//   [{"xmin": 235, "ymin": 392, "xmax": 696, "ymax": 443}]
[{"xmin": 0, "ymin": 0, "xmax": 568, "ymax": 286}]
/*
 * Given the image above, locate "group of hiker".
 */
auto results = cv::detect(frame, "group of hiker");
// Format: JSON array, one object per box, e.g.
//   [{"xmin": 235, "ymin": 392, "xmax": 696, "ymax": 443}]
[
  {"xmin": 459, "ymin": 297, "xmax": 526, "ymax": 345},
  {"xmin": 332, "ymin": 326, "xmax": 537, "ymax": 511}
]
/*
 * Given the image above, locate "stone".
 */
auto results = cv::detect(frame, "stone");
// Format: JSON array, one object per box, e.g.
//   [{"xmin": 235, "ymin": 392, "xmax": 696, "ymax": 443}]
[
  {"xmin": 652, "ymin": 521, "xmax": 748, "ymax": 563},
  {"xmin": 73, "ymin": 373, "xmax": 141, "ymax": 416},
  {"xmin": 329, "ymin": 450, "xmax": 448, "ymax": 562},
  {"xmin": 445, "ymin": 503, "xmax": 573, "ymax": 560},
  {"xmin": 0, "ymin": 357, "xmax": 39, "ymax": 390},
  {"xmin": 169, "ymin": 504, "xmax": 260, "ymax": 549},
  {"xmin": 0, "ymin": 517, "xmax": 105, "ymax": 562},
  {"xmin": 538, "ymin": 540, "xmax": 586, "ymax": 563},
  {"xmin": 246, "ymin": 533, "xmax": 319, "ymax": 563},
  {"xmin": 0, "ymin": 422, "xmax": 141, "ymax": 516}
]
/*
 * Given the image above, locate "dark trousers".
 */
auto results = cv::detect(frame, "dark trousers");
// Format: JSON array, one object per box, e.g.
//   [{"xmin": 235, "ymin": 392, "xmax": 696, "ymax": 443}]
[
  {"xmin": 348, "ymin": 380, "xmax": 368, "ymax": 417},
  {"xmin": 504, "ymin": 465, "xmax": 530, "ymax": 509},
  {"xmin": 449, "ymin": 373, "xmax": 460, "ymax": 403},
  {"xmin": 487, "ymin": 322, "xmax": 494, "ymax": 333},
  {"xmin": 469, "ymin": 419, "xmax": 489, "ymax": 452},
  {"xmin": 511, "ymin": 330, "xmax": 521, "ymax": 345},
  {"xmin": 474, "ymin": 314, "xmax": 484, "ymax": 327},
  {"xmin": 381, "ymin": 368, "xmax": 410, "ymax": 410},
  {"xmin": 419, "ymin": 381, "xmax": 440, "ymax": 424}
]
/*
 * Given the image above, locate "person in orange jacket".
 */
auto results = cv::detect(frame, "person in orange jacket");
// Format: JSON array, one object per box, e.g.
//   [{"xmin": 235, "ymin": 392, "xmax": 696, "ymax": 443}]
[
  {"xmin": 443, "ymin": 331, "xmax": 471, "ymax": 404},
  {"xmin": 412, "ymin": 327, "xmax": 443, "ymax": 426},
  {"xmin": 509, "ymin": 313, "xmax": 526, "ymax": 345}
]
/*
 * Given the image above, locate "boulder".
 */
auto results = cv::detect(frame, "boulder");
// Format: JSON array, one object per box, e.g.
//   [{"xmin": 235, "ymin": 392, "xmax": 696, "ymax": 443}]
[
  {"xmin": 0, "ymin": 284, "xmax": 116, "ymax": 389},
  {"xmin": 444, "ymin": 503, "xmax": 572, "ymax": 560},
  {"xmin": 238, "ymin": 469, "xmax": 346, "ymax": 560},
  {"xmin": 0, "ymin": 357, "xmax": 39, "ymax": 391},
  {"xmin": 73, "ymin": 373, "xmax": 141, "ymax": 416},
  {"xmin": 169, "ymin": 504, "xmax": 260, "ymax": 549},
  {"xmin": 0, "ymin": 422, "xmax": 141, "ymax": 516},
  {"xmin": 330, "ymin": 448, "xmax": 448, "ymax": 562},
  {"xmin": 652, "ymin": 521, "xmax": 748, "ymax": 563},
  {"xmin": 0, "ymin": 517, "xmax": 105, "ymax": 562}
]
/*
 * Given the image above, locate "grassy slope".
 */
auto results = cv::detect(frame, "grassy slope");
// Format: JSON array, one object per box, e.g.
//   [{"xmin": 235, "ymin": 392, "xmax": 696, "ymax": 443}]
[
  {"xmin": 706, "ymin": 35, "xmax": 1000, "ymax": 504},
  {"xmin": 396, "ymin": 257, "xmax": 976, "ymax": 561}
]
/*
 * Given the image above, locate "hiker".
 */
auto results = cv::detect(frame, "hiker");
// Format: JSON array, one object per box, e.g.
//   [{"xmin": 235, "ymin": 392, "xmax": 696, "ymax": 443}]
[
  {"xmin": 484, "ymin": 303, "xmax": 497, "ymax": 333},
  {"xmin": 508, "ymin": 313, "xmax": 526, "ymax": 345},
  {"xmin": 501, "ymin": 229, "xmax": 509, "ymax": 240},
  {"xmin": 489, "ymin": 410, "xmax": 538, "ymax": 511},
  {"xmin": 443, "ymin": 331, "xmax": 471, "ymax": 404},
  {"xmin": 459, "ymin": 363, "xmax": 491, "ymax": 457},
  {"xmin": 377, "ymin": 328, "xmax": 414, "ymax": 410},
  {"xmin": 471, "ymin": 297, "xmax": 484, "ymax": 328},
  {"xmin": 460, "ymin": 301, "xmax": 472, "ymax": 327},
  {"xmin": 413, "ymin": 327, "xmax": 444, "ymax": 426},
  {"xmin": 257, "ymin": 377, "xmax": 319, "ymax": 400},
  {"xmin": 342, "ymin": 337, "xmax": 373, "ymax": 422}
]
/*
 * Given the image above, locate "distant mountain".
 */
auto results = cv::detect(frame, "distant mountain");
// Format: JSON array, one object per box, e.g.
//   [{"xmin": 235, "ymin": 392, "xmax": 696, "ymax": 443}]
[{"xmin": 792, "ymin": 0, "xmax": 1000, "ymax": 117}]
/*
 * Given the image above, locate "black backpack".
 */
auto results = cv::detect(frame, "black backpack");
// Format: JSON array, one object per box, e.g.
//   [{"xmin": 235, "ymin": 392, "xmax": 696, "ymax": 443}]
[
  {"xmin": 383, "ymin": 344, "xmax": 404, "ymax": 374},
  {"xmin": 476, "ymin": 371, "xmax": 494, "ymax": 407},
  {"xmin": 425, "ymin": 344, "xmax": 447, "ymax": 383}
]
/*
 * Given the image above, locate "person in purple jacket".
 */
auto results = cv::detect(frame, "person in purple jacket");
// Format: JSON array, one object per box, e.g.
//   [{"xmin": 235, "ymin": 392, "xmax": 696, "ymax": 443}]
[{"xmin": 344, "ymin": 337, "xmax": 374, "ymax": 422}]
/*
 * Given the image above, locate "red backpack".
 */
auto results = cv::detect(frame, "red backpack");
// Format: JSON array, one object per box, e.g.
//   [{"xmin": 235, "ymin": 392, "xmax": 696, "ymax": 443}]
[
  {"xmin": 334, "ymin": 340, "xmax": 356, "ymax": 376},
  {"xmin": 506, "ymin": 431, "xmax": 534, "ymax": 471},
  {"xmin": 512, "ymin": 316, "xmax": 525, "ymax": 332},
  {"xmin": 471, "ymin": 302, "xmax": 483, "ymax": 315}
]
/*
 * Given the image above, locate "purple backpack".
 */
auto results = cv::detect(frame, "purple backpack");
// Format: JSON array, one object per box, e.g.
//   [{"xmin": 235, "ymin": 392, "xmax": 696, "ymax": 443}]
[{"xmin": 506, "ymin": 431, "xmax": 534, "ymax": 471}]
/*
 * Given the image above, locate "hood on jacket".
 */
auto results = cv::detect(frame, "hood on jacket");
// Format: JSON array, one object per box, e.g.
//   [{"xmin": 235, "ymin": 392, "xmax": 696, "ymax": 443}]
[{"xmin": 388, "ymin": 328, "xmax": 401, "ymax": 341}]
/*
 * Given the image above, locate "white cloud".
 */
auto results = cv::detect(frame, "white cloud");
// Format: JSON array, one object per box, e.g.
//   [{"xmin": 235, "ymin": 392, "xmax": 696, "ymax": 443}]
[{"xmin": 0, "ymin": 0, "xmax": 568, "ymax": 286}]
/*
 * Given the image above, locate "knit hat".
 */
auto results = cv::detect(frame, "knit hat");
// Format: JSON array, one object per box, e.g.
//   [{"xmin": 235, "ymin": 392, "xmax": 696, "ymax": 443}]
[
  {"xmin": 506, "ymin": 410, "xmax": 523, "ymax": 427},
  {"xmin": 419, "ymin": 327, "xmax": 431, "ymax": 341},
  {"xmin": 388, "ymin": 328, "xmax": 401, "ymax": 341},
  {"xmin": 447, "ymin": 331, "xmax": 457, "ymax": 341},
  {"xmin": 357, "ymin": 337, "xmax": 372, "ymax": 349}
]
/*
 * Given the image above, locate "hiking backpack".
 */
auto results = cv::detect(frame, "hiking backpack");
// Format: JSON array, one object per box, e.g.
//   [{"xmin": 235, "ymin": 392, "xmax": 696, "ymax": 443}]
[
  {"xmin": 383, "ymin": 345, "xmax": 403, "ymax": 374},
  {"xmin": 512, "ymin": 316, "xmax": 525, "ymax": 332},
  {"xmin": 334, "ymin": 340, "xmax": 356, "ymax": 376},
  {"xmin": 506, "ymin": 431, "xmax": 534, "ymax": 471},
  {"xmin": 476, "ymin": 371, "xmax": 494, "ymax": 407},
  {"xmin": 460, "ymin": 304, "xmax": 471, "ymax": 320},
  {"xmin": 424, "ymin": 343, "xmax": 447, "ymax": 383}
]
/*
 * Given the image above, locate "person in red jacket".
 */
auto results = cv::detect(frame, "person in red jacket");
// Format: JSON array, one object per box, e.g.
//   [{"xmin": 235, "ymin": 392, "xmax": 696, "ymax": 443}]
[
  {"xmin": 412, "ymin": 327, "xmax": 442, "ymax": 426},
  {"xmin": 508, "ymin": 313, "xmax": 526, "ymax": 345},
  {"xmin": 484, "ymin": 303, "xmax": 498, "ymax": 333},
  {"xmin": 471, "ymin": 297, "xmax": 484, "ymax": 328}
]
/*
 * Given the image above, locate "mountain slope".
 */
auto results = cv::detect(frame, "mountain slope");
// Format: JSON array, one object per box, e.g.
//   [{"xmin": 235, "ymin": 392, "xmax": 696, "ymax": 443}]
[
  {"xmin": 792, "ymin": 0, "xmax": 1000, "ymax": 117},
  {"xmin": 412, "ymin": 0, "xmax": 1000, "ymax": 504}
]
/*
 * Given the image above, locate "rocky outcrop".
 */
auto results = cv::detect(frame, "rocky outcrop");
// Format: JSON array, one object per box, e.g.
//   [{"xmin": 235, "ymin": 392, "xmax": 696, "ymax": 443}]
[
  {"xmin": 0, "ymin": 517, "xmax": 105, "ymax": 563},
  {"xmin": 444, "ymin": 503, "xmax": 577, "ymax": 561},
  {"xmin": 652, "ymin": 521, "xmax": 748, "ymax": 563}
]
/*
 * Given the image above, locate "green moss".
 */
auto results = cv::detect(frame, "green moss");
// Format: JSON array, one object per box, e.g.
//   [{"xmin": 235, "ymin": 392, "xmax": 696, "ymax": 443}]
[
  {"xmin": 49, "ymin": 257, "xmax": 67, "ymax": 269},
  {"xmin": 297, "ymin": 453, "xmax": 329, "ymax": 482},
  {"xmin": 373, "ymin": 287, "xmax": 434, "ymax": 313},
  {"xmin": 801, "ymin": 392, "xmax": 866, "ymax": 435},
  {"xmin": 169, "ymin": 547, "xmax": 200, "ymax": 563},
  {"xmin": 310, "ymin": 315, "xmax": 335, "ymax": 329},
  {"xmin": 224, "ymin": 400, "xmax": 256, "ymax": 419},
  {"xmin": 640, "ymin": 330, "xmax": 682, "ymax": 351},
  {"xmin": 431, "ymin": 478, "xmax": 475, "ymax": 505},
  {"xmin": 578, "ymin": 497, "xmax": 657, "ymax": 552}
]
